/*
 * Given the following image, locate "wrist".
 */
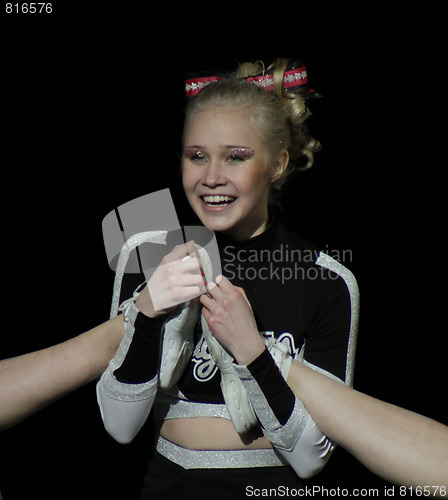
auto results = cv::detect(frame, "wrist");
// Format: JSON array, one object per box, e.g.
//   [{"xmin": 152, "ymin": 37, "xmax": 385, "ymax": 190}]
[
  {"xmin": 244, "ymin": 347, "xmax": 297, "ymax": 428},
  {"xmin": 135, "ymin": 287, "xmax": 164, "ymax": 318},
  {"xmin": 233, "ymin": 338, "xmax": 266, "ymax": 366},
  {"xmin": 136, "ymin": 285, "xmax": 180, "ymax": 319}
]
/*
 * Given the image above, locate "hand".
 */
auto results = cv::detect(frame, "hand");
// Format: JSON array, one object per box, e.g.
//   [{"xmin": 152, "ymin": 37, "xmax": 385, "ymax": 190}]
[
  {"xmin": 200, "ymin": 275, "xmax": 265, "ymax": 365},
  {"xmin": 136, "ymin": 241, "xmax": 205, "ymax": 317}
]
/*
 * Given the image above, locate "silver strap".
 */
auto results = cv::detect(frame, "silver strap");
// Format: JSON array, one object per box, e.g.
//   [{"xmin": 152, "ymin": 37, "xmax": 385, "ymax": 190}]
[
  {"xmin": 156, "ymin": 435, "xmax": 288, "ymax": 469},
  {"xmin": 110, "ymin": 231, "xmax": 168, "ymax": 319}
]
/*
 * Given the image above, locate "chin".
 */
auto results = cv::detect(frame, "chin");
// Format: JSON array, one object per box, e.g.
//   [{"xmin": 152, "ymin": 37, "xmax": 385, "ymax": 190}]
[
  {"xmin": 192, "ymin": 203, "xmax": 235, "ymax": 230},
  {"xmin": 199, "ymin": 216, "xmax": 236, "ymax": 234}
]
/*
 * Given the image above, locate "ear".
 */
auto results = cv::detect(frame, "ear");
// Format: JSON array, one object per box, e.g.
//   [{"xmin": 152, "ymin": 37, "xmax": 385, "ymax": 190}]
[{"xmin": 270, "ymin": 150, "xmax": 289, "ymax": 183}]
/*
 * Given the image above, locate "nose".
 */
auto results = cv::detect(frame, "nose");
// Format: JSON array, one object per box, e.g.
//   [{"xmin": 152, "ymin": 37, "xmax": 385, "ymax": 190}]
[{"xmin": 201, "ymin": 160, "xmax": 227, "ymax": 188}]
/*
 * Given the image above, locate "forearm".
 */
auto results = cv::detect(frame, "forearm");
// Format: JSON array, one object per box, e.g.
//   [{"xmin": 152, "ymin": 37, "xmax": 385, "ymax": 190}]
[
  {"xmin": 97, "ymin": 300, "xmax": 167, "ymax": 444},
  {"xmin": 231, "ymin": 347, "xmax": 334, "ymax": 478},
  {"xmin": 287, "ymin": 360, "xmax": 448, "ymax": 493},
  {"xmin": 0, "ymin": 316, "xmax": 124, "ymax": 430}
]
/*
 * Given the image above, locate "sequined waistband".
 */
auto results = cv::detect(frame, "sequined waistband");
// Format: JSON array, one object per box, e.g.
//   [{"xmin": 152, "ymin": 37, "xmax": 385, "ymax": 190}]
[
  {"xmin": 156, "ymin": 435, "xmax": 288, "ymax": 470},
  {"xmin": 154, "ymin": 395, "xmax": 231, "ymax": 421}
]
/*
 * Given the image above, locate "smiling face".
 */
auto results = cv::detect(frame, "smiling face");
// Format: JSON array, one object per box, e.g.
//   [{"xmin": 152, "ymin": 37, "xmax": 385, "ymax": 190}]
[{"xmin": 182, "ymin": 106, "xmax": 286, "ymax": 240}]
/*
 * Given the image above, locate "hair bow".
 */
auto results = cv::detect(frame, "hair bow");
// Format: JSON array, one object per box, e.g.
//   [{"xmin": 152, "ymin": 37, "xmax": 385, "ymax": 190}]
[{"xmin": 185, "ymin": 63, "xmax": 320, "ymax": 99}]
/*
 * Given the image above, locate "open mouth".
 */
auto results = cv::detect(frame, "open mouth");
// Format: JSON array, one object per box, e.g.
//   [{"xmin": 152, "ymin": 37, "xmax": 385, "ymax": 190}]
[{"xmin": 201, "ymin": 195, "xmax": 237, "ymax": 207}]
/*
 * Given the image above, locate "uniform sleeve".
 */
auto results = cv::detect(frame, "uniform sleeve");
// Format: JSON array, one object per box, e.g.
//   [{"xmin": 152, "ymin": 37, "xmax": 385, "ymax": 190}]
[{"xmin": 302, "ymin": 253, "xmax": 359, "ymax": 385}]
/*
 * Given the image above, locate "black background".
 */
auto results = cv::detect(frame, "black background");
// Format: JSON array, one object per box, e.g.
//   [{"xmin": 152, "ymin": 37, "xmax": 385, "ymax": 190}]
[{"xmin": 1, "ymin": 2, "xmax": 446, "ymax": 498}]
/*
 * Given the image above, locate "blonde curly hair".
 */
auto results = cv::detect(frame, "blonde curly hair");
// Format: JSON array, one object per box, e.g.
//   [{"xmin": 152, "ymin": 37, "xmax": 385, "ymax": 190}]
[{"xmin": 183, "ymin": 58, "xmax": 321, "ymax": 204}]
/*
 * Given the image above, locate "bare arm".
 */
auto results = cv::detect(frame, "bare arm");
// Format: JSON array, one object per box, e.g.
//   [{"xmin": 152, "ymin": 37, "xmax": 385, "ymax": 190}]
[
  {"xmin": 287, "ymin": 360, "xmax": 448, "ymax": 495},
  {"xmin": 0, "ymin": 315, "xmax": 124, "ymax": 431}
]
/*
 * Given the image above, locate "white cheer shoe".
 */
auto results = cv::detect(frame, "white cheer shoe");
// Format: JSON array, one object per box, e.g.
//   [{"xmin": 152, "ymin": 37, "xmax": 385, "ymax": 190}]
[
  {"xmin": 159, "ymin": 245, "xmax": 210, "ymax": 390},
  {"xmin": 200, "ymin": 314, "xmax": 258, "ymax": 434}
]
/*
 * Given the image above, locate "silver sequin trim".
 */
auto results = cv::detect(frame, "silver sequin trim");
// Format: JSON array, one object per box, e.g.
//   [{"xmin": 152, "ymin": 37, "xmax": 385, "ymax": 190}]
[
  {"xmin": 156, "ymin": 435, "xmax": 288, "ymax": 469},
  {"xmin": 315, "ymin": 252, "xmax": 360, "ymax": 387},
  {"xmin": 110, "ymin": 231, "xmax": 168, "ymax": 318}
]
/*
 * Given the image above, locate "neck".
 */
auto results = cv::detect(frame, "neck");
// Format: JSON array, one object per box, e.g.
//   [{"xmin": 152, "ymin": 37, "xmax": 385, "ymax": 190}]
[{"xmin": 220, "ymin": 217, "xmax": 269, "ymax": 241}]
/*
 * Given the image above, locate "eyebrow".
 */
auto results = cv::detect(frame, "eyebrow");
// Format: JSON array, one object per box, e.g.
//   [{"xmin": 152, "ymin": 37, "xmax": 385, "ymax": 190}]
[{"xmin": 184, "ymin": 145, "xmax": 252, "ymax": 150}]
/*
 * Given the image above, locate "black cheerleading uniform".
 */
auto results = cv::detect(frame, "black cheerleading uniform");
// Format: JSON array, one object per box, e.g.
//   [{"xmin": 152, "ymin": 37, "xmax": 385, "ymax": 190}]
[
  {"xmin": 178, "ymin": 222, "xmax": 353, "ymax": 397},
  {"xmin": 97, "ymin": 219, "xmax": 359, "ymax": 500}
]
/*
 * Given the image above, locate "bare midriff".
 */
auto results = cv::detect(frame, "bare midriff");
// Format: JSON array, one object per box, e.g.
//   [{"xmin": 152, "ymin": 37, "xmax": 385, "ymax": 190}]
[{"xmin": 158, "ymin": 417, "xmax": 272, "ymax": 450}]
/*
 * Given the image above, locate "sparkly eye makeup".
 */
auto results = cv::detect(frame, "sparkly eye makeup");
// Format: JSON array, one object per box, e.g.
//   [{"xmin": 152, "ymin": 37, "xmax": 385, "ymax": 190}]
[
  {"xmin": 227, "ymin": 148, "xmax": 254, "ymax": 162},
  {"xmin": 183, "ymin": 146, "xmax": 255, "ymax": 164},
  {"xmin": 184, "ymin": 148, "xmax": 206, "ymax": 161}
]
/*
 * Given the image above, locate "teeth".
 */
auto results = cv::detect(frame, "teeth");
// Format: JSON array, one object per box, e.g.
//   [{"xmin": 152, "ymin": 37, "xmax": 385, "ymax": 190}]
[{"xmin": 202, "ymin": 195, "xmax": 236, "ymax": 205}]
